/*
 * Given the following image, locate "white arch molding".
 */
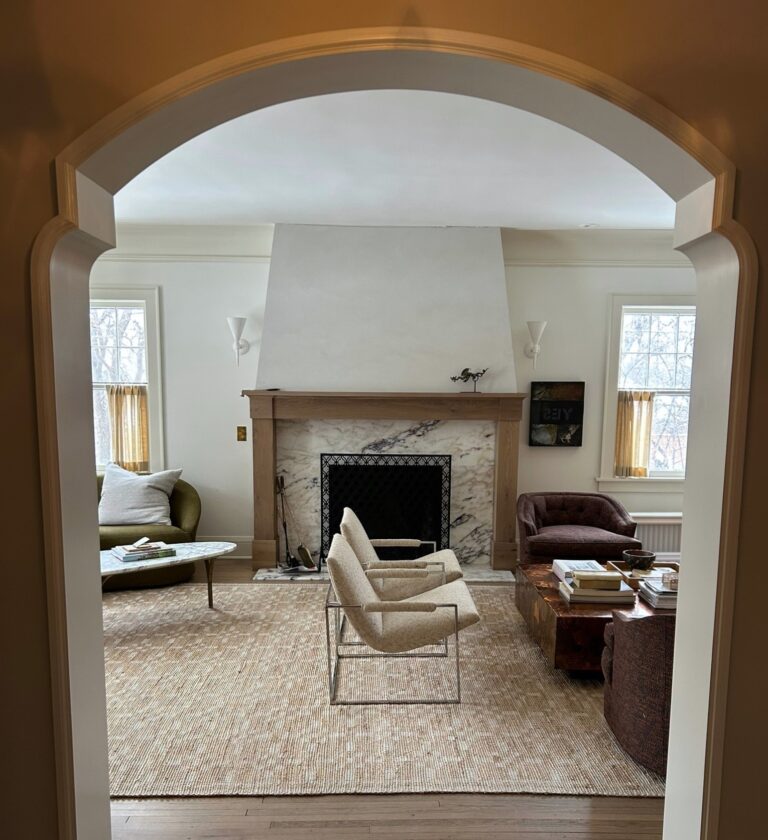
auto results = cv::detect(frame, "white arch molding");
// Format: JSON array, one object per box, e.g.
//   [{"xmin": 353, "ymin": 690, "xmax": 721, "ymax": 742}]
[{"xmin": 31, "ymin": 28, "xmax": 757, "ymax": 840}]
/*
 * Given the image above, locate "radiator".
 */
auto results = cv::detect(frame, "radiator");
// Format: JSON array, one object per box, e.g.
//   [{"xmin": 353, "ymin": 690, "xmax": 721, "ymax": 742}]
[{"xmin": 631, "ymin": 514, "xmax": 682, "ymax": 558}]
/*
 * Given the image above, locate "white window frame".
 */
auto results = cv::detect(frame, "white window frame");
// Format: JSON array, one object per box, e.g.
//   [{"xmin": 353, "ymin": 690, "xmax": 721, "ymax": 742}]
[
  {"xmin": 597, "ymin": 294, "xmax": 695, "ymax": 493},
  {"xmin": 90, "ymin": 287, "xmax": 165, "ymax": 472}
]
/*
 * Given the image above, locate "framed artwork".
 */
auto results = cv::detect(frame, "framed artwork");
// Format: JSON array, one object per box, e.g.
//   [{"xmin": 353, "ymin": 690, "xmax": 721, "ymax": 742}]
[{"xmin": 529, "ymin": 381, "xmax": 585, "ymax": 447}]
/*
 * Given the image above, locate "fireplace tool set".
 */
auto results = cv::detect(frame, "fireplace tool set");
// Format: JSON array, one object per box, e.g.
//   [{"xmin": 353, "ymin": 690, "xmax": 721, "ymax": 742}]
[{"xmin": 276, "ymin": 475, "xmax": 318, "ymax": 573}]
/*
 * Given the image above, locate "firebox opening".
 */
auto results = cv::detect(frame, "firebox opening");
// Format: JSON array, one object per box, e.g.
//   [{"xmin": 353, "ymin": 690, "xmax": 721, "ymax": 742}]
[{"xmin": 320, "ymin": 453, "xmax": 451, "ymax": 561}]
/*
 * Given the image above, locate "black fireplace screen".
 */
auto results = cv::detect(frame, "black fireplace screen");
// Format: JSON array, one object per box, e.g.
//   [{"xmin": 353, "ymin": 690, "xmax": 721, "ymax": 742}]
[{"xmin": 320, "ymin": 453, "xmax": 451, "ymax": 560}]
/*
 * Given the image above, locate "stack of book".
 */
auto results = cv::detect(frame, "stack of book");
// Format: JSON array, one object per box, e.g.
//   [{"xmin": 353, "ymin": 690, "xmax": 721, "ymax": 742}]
[
  {"xmin": 552, "ymin": 559, "xmax": 605, "ymax": 582},
  {"xmin": 111, "ymin": 541, "xmax": 177, "ymax": 562},
  {"xmin": 553, "ymin": 560, "xmax": 635, "ymax": 605},
  {"xmin": 638, "ymin": 579, "xmax": 678, "ymax": 609}
]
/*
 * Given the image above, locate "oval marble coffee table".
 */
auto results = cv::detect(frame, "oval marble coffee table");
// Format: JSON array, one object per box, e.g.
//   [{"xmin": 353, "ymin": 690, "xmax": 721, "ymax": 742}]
[{"xmin": 100, "ymin": 541, "xmax": 236, "ymax": 608}]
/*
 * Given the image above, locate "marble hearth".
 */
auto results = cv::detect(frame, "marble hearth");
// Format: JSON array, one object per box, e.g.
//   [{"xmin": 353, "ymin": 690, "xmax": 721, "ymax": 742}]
[{"xmin": 277, "ymin": 419, "xmax": 496, "ymax": 565}]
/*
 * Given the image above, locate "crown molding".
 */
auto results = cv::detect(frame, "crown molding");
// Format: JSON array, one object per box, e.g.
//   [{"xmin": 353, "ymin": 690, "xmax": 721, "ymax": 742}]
[
  {"xmin": 503, "ymin": 257, "xmax": 690, "ymax": 267},
  {"xmin": 501, "ymin": 228, "xmax": 691, "ymax": 268},
  {"xmin": 104, "ymin": 223, "xmax": 273, "ymax": 262},
  {"xmin": 102, "ymin": 224, "xmax": 692, "ymax": 268},
  {"xmin": 98, "ymin": 252, "xmax": 271, "ymax": 263}
]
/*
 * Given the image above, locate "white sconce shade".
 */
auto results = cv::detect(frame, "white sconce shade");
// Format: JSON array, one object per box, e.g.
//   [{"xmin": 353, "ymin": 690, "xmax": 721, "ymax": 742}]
[
  {"xmin": 524, "ymin": 320, "xmax": 547, "ymax": 369},
  {"xmin": 227, "ymin": 316, "xmax": 251, "ymax": 366}
]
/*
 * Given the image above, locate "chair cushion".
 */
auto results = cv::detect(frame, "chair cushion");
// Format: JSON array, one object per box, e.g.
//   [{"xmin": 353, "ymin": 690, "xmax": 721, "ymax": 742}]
[
  {"xmin": 98, "ymin": 463, "xmax": 182, "ymax": 526},
  {"xmin": 381, "ymin": 580, "xmax": 481, "ymax": 653},
  {"xmin": 425, "ymin": 549, "xmax": 463, "ymax": 583},
  {"xmin": 364, "ymin": 549, "xmax": 464, "ymax": 600},
  {"xmin": 533, "ymin": 494, "xmax": 632, "ymax": 531},
  {"xmin": 342, "ymin": 509, "xmax": 464, "ymax": 585},
  {"xmin": 527, "ymin": 524, "xmax": 642, "ymax": 558},
  {"xmin": 340, "ymin": 508, "xmax": 381, "ymax": 567},
  {"xmin": 326, "ymin": 534, "xmax": 383, "ymax": 647}
]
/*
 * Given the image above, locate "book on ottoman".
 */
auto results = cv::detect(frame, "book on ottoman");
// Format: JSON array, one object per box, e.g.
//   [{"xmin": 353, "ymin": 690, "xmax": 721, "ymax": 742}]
[{"xmin": 552, "ymin": 559, "xmax": 604, "ymax": 583}]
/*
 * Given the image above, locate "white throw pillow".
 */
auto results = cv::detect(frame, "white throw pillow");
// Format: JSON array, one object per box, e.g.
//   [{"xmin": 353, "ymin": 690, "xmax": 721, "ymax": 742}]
[{"xmin": 98, "ymin": 463, "xmax": 183, "ymax": 526}]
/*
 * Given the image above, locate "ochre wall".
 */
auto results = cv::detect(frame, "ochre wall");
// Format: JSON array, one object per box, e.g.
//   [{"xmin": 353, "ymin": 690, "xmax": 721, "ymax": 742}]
[{"xmin": 3, "ymin": 2, "xmax": 767, "ymax": 837}]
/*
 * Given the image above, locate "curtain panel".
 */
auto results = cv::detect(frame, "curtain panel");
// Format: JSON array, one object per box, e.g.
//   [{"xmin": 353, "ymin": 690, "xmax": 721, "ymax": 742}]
[
  {"xmin": 107, "ymin": 384, "xmax": 149, "ymax": 472},
  {"xmin": 614, "ymin": 390, "xmax": 654, "ymax": 477}
]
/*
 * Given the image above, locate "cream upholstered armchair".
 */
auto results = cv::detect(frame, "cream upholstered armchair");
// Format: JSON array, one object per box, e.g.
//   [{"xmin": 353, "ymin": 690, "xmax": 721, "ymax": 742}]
[
  {"xmin": 340, "ymin": 507, "xmax": 463, "ymax": 599},
  {"xmin": 325, "ymin": 533, "xmax": 480, "ymax": 704}
]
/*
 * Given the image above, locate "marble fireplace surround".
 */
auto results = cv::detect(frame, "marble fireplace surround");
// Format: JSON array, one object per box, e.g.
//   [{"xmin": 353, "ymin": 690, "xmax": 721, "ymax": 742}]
[{"xmin": 242, "ymin": 391, "xmax": 526, "ymax": 570}]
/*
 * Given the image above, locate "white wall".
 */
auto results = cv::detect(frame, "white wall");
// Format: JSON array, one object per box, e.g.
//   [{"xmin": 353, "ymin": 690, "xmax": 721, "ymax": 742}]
[
  {"xmin": 257, "ymin": 224, "xmax": 517, "ymax": 392},
  {"xmin": 90, "ymin": 248, "xmax": 268, "ymax": 554},
  {"xmin": 507, "ymin": 257, "xmax": 696, "ymax": 513},
  {"xmin": 92, "ymin": 226, "xmax": 696, "ymax": 548}
]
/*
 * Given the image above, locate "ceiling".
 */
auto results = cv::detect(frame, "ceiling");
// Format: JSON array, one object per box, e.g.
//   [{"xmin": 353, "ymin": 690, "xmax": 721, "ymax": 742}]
[{"xmin": 115, "ymin": 90, "xmax": 675, "ymax": 229}]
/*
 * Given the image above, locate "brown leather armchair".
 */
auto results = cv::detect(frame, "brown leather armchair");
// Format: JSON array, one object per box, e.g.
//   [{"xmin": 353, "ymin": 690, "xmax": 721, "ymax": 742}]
[
  {"xmin": 516, "ymin": 492, "xmax": 640, "ymax": 565},
  {"xmin": 602, "ymin": 612, "xmax": 676, "ymax": 776}
]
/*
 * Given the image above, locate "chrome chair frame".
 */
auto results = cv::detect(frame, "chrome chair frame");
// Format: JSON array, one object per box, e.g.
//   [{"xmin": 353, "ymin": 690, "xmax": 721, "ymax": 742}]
[{"xmin": 324, "ymin": 584, "xmax": 461, "ymax": 706}]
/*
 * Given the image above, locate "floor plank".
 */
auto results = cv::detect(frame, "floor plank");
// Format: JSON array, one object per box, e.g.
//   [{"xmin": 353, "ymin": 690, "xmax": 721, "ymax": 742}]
[
  {"xmin": 112, "ymin": 794, "xmax": 664, "ymax": 839},
  {"xmin": 190, "ymin": 557, "xmax": 255, "ymax": 583}
]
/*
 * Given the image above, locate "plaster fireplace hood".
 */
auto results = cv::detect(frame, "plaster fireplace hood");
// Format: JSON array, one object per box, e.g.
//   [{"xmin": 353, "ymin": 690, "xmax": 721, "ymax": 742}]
[
  {"xmin": 256, "ymin": 224, "xmax": 517, "ymax": 392},
  {"xmin": 247, "ymin": 225, "xmax": 523, "ymax": 571}
]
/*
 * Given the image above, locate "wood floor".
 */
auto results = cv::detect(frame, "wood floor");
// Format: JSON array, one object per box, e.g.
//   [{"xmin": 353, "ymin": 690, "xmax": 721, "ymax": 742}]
[
  {"xmin": 128, "ymin": 562, "xmax": 663, "ymax": 838},
  {"xmin": 111, "ymin": 794, "xmax": 664, "ymax": 839},
  {"xmin": 190, "ymin": 556, "xmax": 256, "ymax": 583}
]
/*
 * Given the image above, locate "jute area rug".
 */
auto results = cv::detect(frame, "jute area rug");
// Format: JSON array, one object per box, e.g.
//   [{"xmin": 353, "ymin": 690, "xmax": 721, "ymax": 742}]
[{"xmin": 103, "ymin": 584, "xmax": 664, "ymax": 797}]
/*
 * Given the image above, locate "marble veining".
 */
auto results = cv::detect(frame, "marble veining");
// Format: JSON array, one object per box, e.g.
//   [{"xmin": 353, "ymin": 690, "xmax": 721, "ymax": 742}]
[{"xmin": 276, "ymin": 419, "xmax": 495, "ymax": 566}]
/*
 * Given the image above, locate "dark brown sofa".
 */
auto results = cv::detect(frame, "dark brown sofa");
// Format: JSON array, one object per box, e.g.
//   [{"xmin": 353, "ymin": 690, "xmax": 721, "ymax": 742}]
[
  {"xmin": 602, "ymin": 612, "xmax": 676, "ymax": 776},
  {"xmin": 98, "ymin": 473, "xmax": 201, "ymax": 590},
  {"xmin": 516, "ymin": 492, "xmax": 641, "ymax": 565}
]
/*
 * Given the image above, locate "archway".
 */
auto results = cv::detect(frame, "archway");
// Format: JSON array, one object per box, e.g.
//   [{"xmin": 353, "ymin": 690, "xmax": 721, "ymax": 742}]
[{"xmin": 31, "ymin": 27, "xmax": 756, "ymax": 840}]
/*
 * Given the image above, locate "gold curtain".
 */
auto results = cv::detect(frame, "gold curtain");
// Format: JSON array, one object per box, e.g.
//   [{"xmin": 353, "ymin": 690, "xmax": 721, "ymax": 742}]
[
  {"xmin": 614, "ymin": 390, "xmax": 654, "ymax": 477},
  {"xmin": 107, "ymin": 384, "xmax": 149, "ymax": 472}
]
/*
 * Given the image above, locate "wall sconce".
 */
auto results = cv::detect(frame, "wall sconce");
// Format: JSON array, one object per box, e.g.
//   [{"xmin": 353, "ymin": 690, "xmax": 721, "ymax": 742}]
[
  {"xmin": 524, "ymin": 320, "xmax": 547, "ymax": 369},
  {"xmin": 227, "ymin": 316, "xmax": 251, "ymax": 366}
]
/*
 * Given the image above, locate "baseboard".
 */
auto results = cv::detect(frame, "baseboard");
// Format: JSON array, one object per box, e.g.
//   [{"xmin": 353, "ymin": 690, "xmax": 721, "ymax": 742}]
[{"xmin": 196, "ymin": 535, "xmax": 252, "ymax": 560}]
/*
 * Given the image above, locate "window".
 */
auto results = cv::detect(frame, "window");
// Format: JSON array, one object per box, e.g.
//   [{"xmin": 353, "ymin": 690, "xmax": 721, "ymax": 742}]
[
  {"xmin": 617, "ymin": 308, "xmax": 695, "ymax": 476},
  {"xmin": 599, "ymin": 296, "xmax": 696, "ymax": 487},
  {"xmin": 89, "ymin": 288, "xmax": 163, "ymax": 471}
]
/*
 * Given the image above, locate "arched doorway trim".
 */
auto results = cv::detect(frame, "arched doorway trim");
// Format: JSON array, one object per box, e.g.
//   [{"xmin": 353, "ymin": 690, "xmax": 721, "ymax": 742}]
[{"xmin": 32, "ymin": 27, "xmax": 756, "ymax": 840}]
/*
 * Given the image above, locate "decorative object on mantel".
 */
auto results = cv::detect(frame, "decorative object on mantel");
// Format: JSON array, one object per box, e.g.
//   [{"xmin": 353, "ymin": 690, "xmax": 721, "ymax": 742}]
[
  {"xmin": 529, "ymin": 381, "xmax": 585, "ymax": 446},
  {"xmin": 450, "ymin": 367, "xmax": 488, "ymax": 393},
  {"xmin": 226, "ymin": 316, "xmax": 251, "ymax": 365},
  {"xmin": 524, "ymin": 320, "xmax": 547, "ymax": 369}
]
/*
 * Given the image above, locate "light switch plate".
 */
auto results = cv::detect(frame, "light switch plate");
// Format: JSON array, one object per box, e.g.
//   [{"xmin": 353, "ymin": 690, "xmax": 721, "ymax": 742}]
[{"xmin": 236, "ymin": 426, "xmax": 247, "ymax": 442}]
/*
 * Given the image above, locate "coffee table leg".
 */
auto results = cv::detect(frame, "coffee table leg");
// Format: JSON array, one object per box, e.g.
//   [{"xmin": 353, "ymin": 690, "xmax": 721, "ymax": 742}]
[{"xmin": 204, "ymin": 557, "xmax": 215, "ymax": 608}]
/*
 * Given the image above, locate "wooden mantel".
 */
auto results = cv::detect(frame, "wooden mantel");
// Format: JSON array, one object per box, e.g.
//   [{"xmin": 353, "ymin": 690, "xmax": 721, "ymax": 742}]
[{"xmin": 242, "ymin": 390, "xmax": 527, "ymax": 570}]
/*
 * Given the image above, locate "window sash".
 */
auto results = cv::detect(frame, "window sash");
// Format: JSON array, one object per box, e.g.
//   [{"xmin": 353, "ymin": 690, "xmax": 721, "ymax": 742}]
[
  {"xmin": 599, "ymin": 296, "xmax": 695, "ymax": 484},
  {"xmin": 90, "ymin": 288, "xmax": 164, "ymax": 472}
]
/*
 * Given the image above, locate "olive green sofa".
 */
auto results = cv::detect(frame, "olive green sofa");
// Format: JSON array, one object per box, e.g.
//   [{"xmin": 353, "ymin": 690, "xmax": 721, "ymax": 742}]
[{"xmin": 98, "ymin": 473, "xmax": 202, "ymax": 590}]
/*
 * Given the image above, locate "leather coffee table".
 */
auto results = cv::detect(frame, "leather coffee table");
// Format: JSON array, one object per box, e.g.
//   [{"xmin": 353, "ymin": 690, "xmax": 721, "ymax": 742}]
[{"xmin": 515, "ymin": 563, "xmax": 663, "ymax": 672}]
